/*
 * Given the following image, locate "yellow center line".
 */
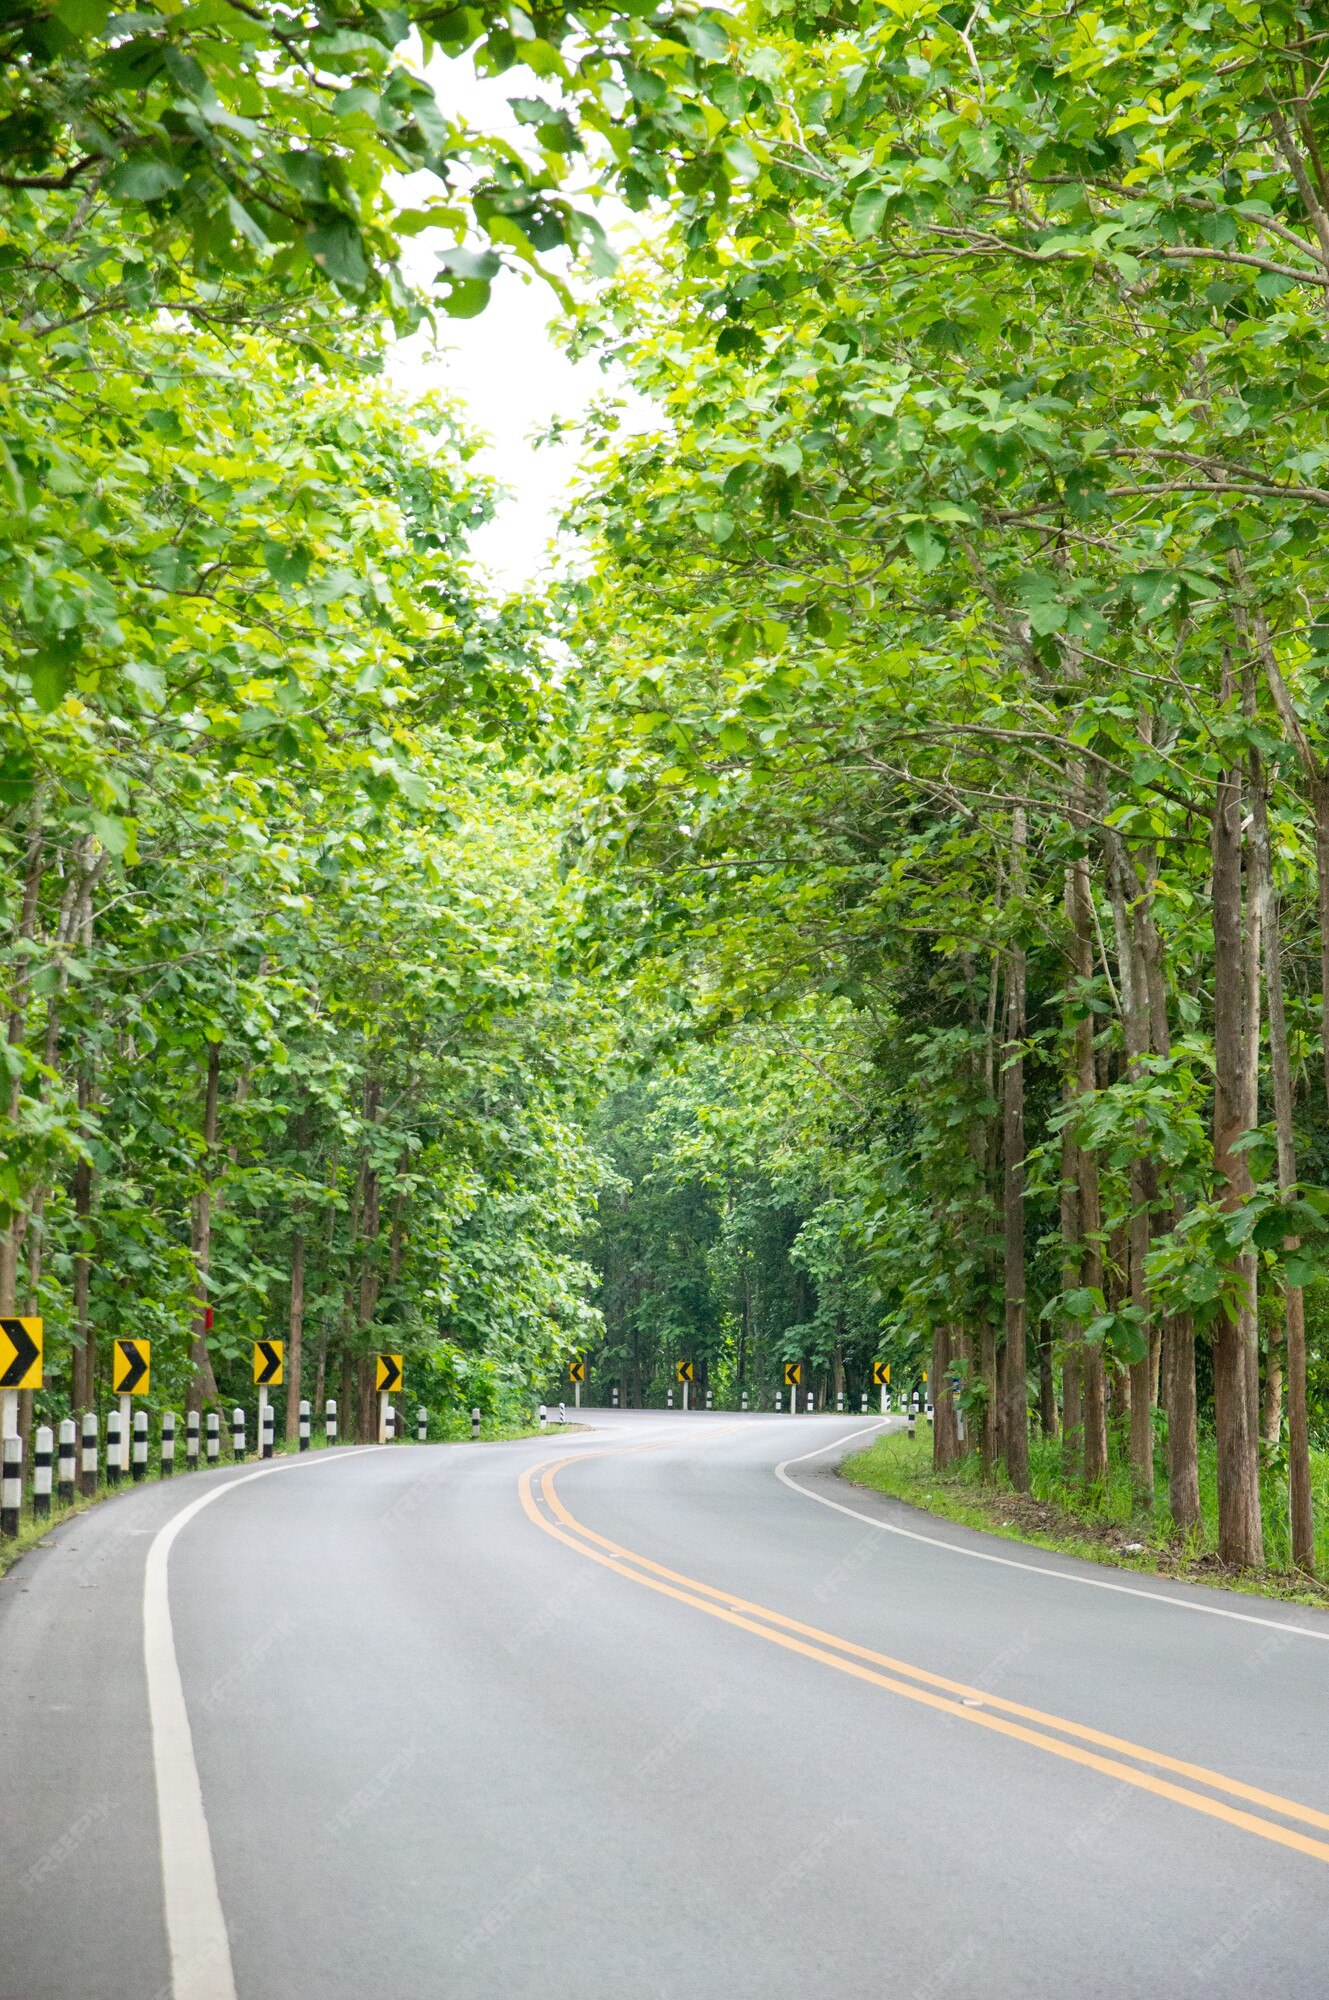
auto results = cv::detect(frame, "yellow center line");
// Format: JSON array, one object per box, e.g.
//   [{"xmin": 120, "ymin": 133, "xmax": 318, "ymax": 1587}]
[{"xmin": 518, "ymin": 1450, "xmax": 1329, "ymax": 1868}]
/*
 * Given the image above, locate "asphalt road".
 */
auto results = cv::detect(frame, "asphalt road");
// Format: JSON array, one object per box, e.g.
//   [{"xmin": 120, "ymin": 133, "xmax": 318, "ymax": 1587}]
[{"xmin": 4, "ymin": 1410, "xmax": 1329, "ymax": 1999}]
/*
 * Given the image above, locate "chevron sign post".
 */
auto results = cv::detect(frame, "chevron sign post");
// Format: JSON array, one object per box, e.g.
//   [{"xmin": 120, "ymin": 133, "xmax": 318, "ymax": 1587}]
[
  {"xmin": 375, "ymin": 1354, "xmax": 403, "ymax": 1443},
  {"xmin": 253, "ymin": 1340, "xmax": 284, "ymax": 1459},
  {"xmin": 0, "ymin": 1316, "xmax": 42, "ymax": 1442}
]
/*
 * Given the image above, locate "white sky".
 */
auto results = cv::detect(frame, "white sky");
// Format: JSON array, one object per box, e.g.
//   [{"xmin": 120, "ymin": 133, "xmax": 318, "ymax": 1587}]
[{"xmin": 385, "ymin": 58, "xmax": 657, "ymax": 591}]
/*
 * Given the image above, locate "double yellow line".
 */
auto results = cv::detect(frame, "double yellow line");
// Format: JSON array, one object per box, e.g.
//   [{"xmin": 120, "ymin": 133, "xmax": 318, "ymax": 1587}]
[{"xmin": 519, "ymin": 1449, "xmax": 1329, "ymax": 1867}]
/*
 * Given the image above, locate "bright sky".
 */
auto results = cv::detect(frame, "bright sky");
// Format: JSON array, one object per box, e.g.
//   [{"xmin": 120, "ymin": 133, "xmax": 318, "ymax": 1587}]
[{"xmin": 385, "ymin": 59, "xmax": 655, "ymax": 592}]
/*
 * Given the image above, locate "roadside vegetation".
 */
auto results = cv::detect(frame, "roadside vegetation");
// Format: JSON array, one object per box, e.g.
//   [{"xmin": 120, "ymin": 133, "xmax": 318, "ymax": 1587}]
[{"xmin": 9, "ymin": 1, "xmax": 1329, "ymax": 1593}]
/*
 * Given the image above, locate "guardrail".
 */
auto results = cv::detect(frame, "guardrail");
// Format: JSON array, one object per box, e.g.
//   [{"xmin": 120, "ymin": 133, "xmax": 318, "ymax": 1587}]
[{"xmin": 0, "ymin": 1398, "xmax": 442, "ymax": 1544}]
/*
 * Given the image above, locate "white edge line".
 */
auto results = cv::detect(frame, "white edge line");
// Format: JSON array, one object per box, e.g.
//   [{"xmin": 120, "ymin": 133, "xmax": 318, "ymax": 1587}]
[
  {"xmin": 144, "ymin": 1448, "xmax": 384, "ymax": 1999},
  {"xmin": 774, "ymin": 1423, "xmax": 1329, "ymax": 1644}
]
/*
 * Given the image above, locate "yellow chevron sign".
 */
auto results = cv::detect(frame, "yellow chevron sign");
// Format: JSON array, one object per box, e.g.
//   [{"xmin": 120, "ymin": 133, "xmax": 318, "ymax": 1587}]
[
  {"xmin": 112, "ymin": 1338, "xmax": 150, "ymax": 1395},
  {"xmin": 0, "ymin": 1317, "xmax": 42, "ymax": 1391}
]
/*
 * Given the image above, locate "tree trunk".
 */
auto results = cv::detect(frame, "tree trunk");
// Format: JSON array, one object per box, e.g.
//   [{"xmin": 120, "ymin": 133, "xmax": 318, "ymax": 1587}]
[
  {"xmin": 1001, "ymin": 815, "xmax": 1030, "ymax": 1489},
  {"xmin": 1059, "ymin": 1112, "xmax": 1083, "ymax": 1467},
  {"xmin": 1210, "ymin": 718, "xmax": 1263, "ymax": 1566},
  {"xmin": 285, "ymin": 1226, "xmax": 305, "ymax": 1442},
  {"xmin": 932, "ymin": 1325, "xmax": 960, "ymax": 1468},
  {"xmin": 1068, "ymin": 854, "xmax": 1108, "ymax": 1484},
  {"xmin": 188, "ymin": 1043, "xmax": 223, "ymax": 1408},
  {"xmin": 1255, "ymin": 763, "xmax": 1313, "ymax": 1568}
]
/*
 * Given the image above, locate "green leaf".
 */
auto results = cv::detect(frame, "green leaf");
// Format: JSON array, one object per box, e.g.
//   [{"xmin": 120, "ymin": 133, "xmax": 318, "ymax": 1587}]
[
  {"xmin": 849, "ymin": 188, "xmax": 890, "ymax": 240},
  {"xmin": 108, "ymin": 157, "xmax": 184, "ymax": 202},
  {"xmin": 306, "ymin": 218, "xmax": 370, "ymax": 292}
]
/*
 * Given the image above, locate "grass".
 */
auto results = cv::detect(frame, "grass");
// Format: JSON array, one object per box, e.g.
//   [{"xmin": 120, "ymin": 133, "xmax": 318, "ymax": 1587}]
[
  {"xmin": 840, "ymin": 1423, "xmax": 1329, "ymax": 1609},
  {"xmin": 0, "ymin": 1412, "xmax": 550, "ymax": 1578}
]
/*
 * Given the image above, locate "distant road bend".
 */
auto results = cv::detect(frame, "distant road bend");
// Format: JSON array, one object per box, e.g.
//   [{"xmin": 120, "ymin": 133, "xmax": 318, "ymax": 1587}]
[{"xmin": 3, "ymin": 1411, "xmax": 1329, "ymax": 1998}]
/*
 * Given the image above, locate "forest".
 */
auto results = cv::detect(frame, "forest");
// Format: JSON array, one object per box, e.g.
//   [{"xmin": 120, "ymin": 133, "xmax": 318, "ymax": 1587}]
[{"xmin": 5, "ymin": 0, "xmax": 1329, "ymax": 1576}]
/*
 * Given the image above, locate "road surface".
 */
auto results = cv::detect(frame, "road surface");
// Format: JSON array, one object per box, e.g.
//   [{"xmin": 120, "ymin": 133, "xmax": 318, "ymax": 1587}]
[{"xmin": 3, "ymin": 1411, "xmax": 1329, "ymax": 1998}]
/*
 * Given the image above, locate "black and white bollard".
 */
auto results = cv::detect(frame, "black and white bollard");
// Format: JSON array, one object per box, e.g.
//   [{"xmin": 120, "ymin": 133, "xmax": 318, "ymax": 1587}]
[
  {"xmin": 325, "ymin": 1398, "xmax": 337, "ymax": 1445},
  {"xmin": 161, "ymin": 1411, "xmax": 176, "ymax": 1477},
  {"xmin": 33, "ymin": 1425, "xmax": 53, "ymax": 1520},
  {"xmin": 206, "ymin": 1411, "xmax": 220, "ymax": 1462},
  {"xmin": 1, "ymin": 1435, "xmax": 21, "ymax": 1538},
  {"xmin": 232, "ymin": 1407, "xmax": 246, "ymax": 1463},
  {"xmin": 58, "ymin": 1418, "xmax": 76, "ymax": 1502},
  {"xmin": 106, "ymin": 1408, "xmax": 122, "ymax": 1487},
  {"xmin": 837, "ymin": 1391, "xmax": 845, "ymax": 1413},
  {"xmin": 667, "ymin": 1389, "xmax": 674, "ymax": 1410},
  {"xmin": 611, "ymin": 1385, "xmax": 619, "ymax": 1408},
  {"xmin": 261, "ymin": 1401, "xmax": 274, "ymax": 1460},
  {"xmin": 806, "ymin": 1390, "xmax": 815, "ymax": 1414},
  {"xmin": 299, "ymin": 1399, "xmax": 310, "ymax": 1450},
  {"xmin": 558, "ymin": 1402, "xmax": 566, "ymax": 1426},
  {"xmin": 775, "ymin": 1393, "xmax": 782, "ymax": 1414},
  {"xmin": 861, "ymin": 1390, "xmax": 868, "ymax": 1415},
  {"xmin": 132, "ymin": 1409, "xmax": 148, "ymax": 1482},
  {"xmin": 741, "ymin": 1390, "xmax": 748, "ymax": 1411},
  {"xmin": 80, "ymin": 1411, "xmax": 98, "ymax": 1496},
  {"xmin": 907, "ymin": 1404, "xmax": 916, "ymax": 1440},
  {"xmin": 705, "ymin": 1389, "xmax": 713, "ymax": 1410},
  {"xmin": 187, "ymin": 1409, "xmax": 200, "ymax": 1466},
  {"xmin": 417, "ymin": 1406, "xmax": 427, "ymax": 1442},
  {"xmin": 538, "ymin": 1403, "xmax": 547, "ymax": 1432},
  {"xmin": 471, "ymin": 1407, "xmax": 481, "ymax": 1441}
]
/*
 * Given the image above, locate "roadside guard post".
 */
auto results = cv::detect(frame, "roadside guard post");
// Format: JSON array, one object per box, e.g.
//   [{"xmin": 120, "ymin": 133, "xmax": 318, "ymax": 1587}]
[
  {"xmin": 0, "ymin": 1314, "xmax": 42, "ymax": 1444},
  {"xmin": 538, "ymin": 1403, "xmax": 547, "ymax": 1432},
  {"xmin": 471, "ymin": 1407, "xmax": 481, "ymax": 1441},
  {"xmin": 206, "ymin": 1412, "xmax": 220, "ymax": 1462},
  {"xmin": 741, "ymin": 1390, "xmax": 748, "ymax": 1412},
  {"xmin": 375, "ymin": 1354, "xmax": 402, "ymax": 1443},
  {"xmin": 80, "ymin": 1411, "xmax": 98, "ymax": 1496},
  {"xmin": 299, "ymin": 1399, "xmax": 311, "ymax": 1450},
  {"xmin": 232, "ymin": 1406, "xmax": 246, "ymax": 1462},
  {"xmin": 106, "ymin": 1407, "xmax": 122, "ymax": 1487},
  {"xmin": 417, "ymin": 1405, "xmax": 427, "ymax": 1442},
  {"xmin": 57, "ymin": 1418, "xmax": 76, "ymax": 1502},
  {"xmin": 611, "ymin": 1385, "xmax": 619, "ymax": 1408},
  {"xmin": 186, "ymin": 1410, "xmax": 200, "ymax": 1467},
  {"xmin": 33, "ymin": 1425, "xmax": 52, "ymax": 1519},
  {"xmin": 132, "ymin": 1409, "xmax": 148, "ymax": 1481},
  {"xmin": 569, "ymin": 1355, "xmax": 585, "ymax": 1411},
  {"xmin": 1, "ymin": 1436, "xmax": 20, "ymax": 1538},
  {"xmin": 160, "ymin": 1411, "xmax": 176, "ymax": 1477},
  {"xmin": 325, "ymin": 1398, "xmax": 337, "ymax": 1444},
  {"xmin": 253, "ymin": 1339, "xmax": 283, "ymax": 1460}
]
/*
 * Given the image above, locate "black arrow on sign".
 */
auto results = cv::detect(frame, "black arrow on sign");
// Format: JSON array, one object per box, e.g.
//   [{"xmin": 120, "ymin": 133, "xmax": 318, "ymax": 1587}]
[
  {"xmin": 0, "ymin": 1318, "xmax": 39, "ymax": 1388},
  {"xmin": 379, "ymin": 1355, "xmax": 402, "ymax": 1392},
  {"xmin": 255, "ymin": 1341, "xmax": 282, "ymax": 1386},
  {"xmin": 116, "ymin": 1341, "xmax": 148, "ymax": 1393}
]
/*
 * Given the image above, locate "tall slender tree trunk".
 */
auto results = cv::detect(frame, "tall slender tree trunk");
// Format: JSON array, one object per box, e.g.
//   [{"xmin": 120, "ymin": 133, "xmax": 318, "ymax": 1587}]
[
  {"xmin": 188, "ymin": 1044, "xmax": 223, "ymax": 1408},
  {"xmin": 1059, "ymin": 1109, "xmax": 1083, "ymax": 1467},
  {"xmin": 285, "ymin": 1226, "xmax": 305, "ymax": 1442},
  {"xmin": 932, "ymin": 1324, "xmax": 960, "ymax": 1468},
  {"xmin": 1002, "ymin": 814, "xmax": 1030, "ymax": 1490},
  {"xmin": 1254, "ymin": 764, "xmax": 1313, "ymax": 1569},
  {"xmin": 1210, "ymin": 715, "xmax": 1264, "ymax": 1566},
  {"xmin": 0, "ymin": 796, "xmax": 45, "ymax": 1316},
  {"xmin": 1069, "ymin": 855, "xmax": 1108, "ymax": 1483}
]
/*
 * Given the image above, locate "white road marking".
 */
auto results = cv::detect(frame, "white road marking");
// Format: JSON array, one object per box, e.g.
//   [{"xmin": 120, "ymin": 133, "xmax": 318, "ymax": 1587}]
[
  {"xmin": 143, "ymin": 1450, "xmax": 383, "ymax": 1998},
  {"xmin": 775, "ymin": 1425, "xmax": 1329, "ymax": 1644}
]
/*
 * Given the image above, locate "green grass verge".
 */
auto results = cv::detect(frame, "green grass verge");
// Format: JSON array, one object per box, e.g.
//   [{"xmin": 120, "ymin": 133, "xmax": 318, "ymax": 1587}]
[{"xmin": 840, "ymin": 1425, "xmax": 1329, "ymax": 1609}]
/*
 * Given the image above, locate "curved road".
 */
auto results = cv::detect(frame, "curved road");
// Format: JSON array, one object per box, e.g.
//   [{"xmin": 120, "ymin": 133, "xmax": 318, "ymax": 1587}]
[{"xmin": 3, "ymin": 1411, "xmax": 1329, "ymax": 1997}]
